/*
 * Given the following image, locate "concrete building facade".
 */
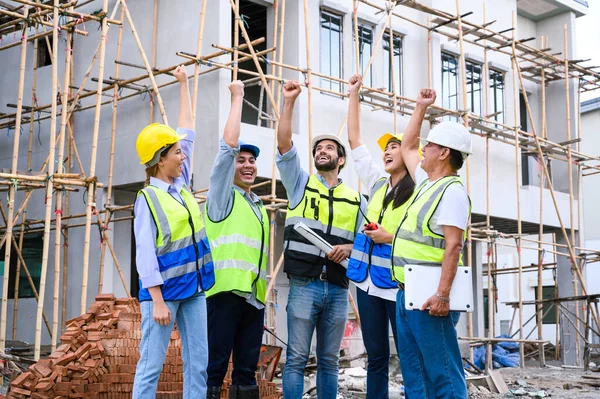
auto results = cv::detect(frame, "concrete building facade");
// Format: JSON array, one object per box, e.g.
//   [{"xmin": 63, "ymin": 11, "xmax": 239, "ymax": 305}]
[{"xmin": 0, "ymin": 0, "xmax": 593, "ymax": 365}]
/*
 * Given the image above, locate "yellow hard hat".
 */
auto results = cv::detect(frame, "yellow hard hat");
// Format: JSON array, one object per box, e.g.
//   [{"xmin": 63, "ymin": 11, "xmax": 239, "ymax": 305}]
[
  {"xmin": 136, "ymin": 123, "xmax": 186, "ymax": 166},
  {"xmin": 377, "ymin": 132, "xmax": 423, "ymax": 157}
]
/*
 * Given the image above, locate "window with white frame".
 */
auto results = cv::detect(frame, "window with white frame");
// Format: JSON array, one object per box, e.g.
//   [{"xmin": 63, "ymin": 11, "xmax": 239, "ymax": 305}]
[
  {"xmin": 441, "ymin": 53, "xmax": 459, "ymax": 116},
  {"xmin": 353, "ymin": 22, "xmax": 374, "ymax": 87},
  {"xmin": 466, "ymin": 61, "xmax": 482, "ymax": 116},
  {"xmin": 382, "ymin": 30, "xmax": 402, "ymax": 95},
  {"xmin": 489, "ymin": 69, "xmax": 505, "ymax": 124},
  {"xmin": 320, "ymin": 9, "xmax": 344, "ymax": 93}
]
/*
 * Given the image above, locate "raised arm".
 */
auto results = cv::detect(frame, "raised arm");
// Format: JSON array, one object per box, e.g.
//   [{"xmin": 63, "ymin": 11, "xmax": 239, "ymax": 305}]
[
  {"xmin": 277, "ymin": 81, "xmax": 302, "ymax": 155},
  {"xmin": 347, "ymin": 74, "xmax": 363, "ymax": 150},
  {"xmin": 401, "ymin": 89, "xmax": 436, "ymax": 182},
  {"xmin": 174, "ymin": 65, "xmax": 193, "ymax": 130},
  {"xmin": 223, "ymin": 80, "xmax": 244, "ymax": 147}
]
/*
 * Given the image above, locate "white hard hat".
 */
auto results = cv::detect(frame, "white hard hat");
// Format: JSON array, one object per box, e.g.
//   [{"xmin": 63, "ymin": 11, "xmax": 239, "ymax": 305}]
[{"xmin": 422, "ymin": 121, "xmax": 472, "ymax": 159}]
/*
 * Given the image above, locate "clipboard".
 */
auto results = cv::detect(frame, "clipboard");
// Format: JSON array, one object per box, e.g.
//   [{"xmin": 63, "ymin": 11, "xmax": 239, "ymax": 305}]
[
  {"xmin": 292, "ymin": 221, "xmax": 349, "ymax": 268},
  {"xmin": 404, "ymin": 264, "xmax": 474, "ymax": 312}
]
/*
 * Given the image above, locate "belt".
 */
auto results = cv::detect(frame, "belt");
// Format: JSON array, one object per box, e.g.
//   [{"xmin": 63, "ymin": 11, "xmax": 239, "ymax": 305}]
[{"xmin": 398, "ymin": 282, "xmax": 405, "ymax": 290}]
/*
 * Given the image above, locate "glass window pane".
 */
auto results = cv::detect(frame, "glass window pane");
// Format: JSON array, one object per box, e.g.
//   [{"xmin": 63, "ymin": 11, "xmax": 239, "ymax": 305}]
[
  {"xmin": 320, "ymin": 10, "xmax": 343, "ymax": 93},
  {"xmin": 383, "ymin": 31, "xmax": 402, "ymax": 95}
]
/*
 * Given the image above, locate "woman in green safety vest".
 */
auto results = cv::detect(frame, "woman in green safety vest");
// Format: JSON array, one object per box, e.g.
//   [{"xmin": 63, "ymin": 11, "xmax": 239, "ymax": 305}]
[
  {"xmin": 132, "ymin": 65, "xmax": 215, "ymax": 399},
  {"xmin": 345, "ymin": 73, "xmax": 418, "ymax": 399}
]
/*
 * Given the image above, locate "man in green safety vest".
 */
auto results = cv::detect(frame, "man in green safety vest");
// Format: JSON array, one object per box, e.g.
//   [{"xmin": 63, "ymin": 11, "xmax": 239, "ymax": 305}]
[
  {"xmin": 276, "ymin": 81, "xmax": 365, "ymax": 399},
  {"xmin": 204, "ymin": 80, "xmax": 269, "ymax": 399},
  {"xmin": 392, "ymin": 88, "xmax": 472, "ymax": 399}
]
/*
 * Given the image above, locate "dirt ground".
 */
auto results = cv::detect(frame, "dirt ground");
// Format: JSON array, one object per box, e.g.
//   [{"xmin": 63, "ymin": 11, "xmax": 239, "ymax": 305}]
[{"xmin": 468, "ymin": 367, "xmax": 600, "ymax": 399}]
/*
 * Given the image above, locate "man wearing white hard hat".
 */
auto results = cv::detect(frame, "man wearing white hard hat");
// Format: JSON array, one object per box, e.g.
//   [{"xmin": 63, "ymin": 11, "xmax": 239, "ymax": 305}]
[
  {"xmin": 391, "ymin": 89, "xmax": 471, "ymax": 399},
  {"xmin": 276, "ymin": 81, "xmax": 365, "ymax": 398}
]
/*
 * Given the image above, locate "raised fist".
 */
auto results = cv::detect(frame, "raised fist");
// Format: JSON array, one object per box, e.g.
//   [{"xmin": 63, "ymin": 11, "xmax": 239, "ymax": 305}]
[
  {"xmin": 417, "ymin": 88, "xmax": 436, "ymax": 107},
  {"xmin": 229, "ymin": 80, "xmax": 245, "ymax": 98},
  {"xmin": 283, "ymin": 81, "xmax": 302, "ymax": 102},
  {"xmin": 173, "ymin": 65, "xmax": 187, "ymax": 83},
  {"xmin": 348, "ymin": 74, "xmax": 362, "ymax": 94}
]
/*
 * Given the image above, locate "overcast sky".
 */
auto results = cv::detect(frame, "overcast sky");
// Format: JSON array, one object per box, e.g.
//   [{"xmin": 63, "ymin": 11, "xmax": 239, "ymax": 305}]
[{"xmin": 575, "ymin": 1, "xmax": 600, "ymax": 102}]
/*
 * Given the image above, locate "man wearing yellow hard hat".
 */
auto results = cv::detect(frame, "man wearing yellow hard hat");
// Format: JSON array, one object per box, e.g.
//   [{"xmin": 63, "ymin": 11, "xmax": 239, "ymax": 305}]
[
  {"xmin": 204, "ymin": 80, "xmax": 268, "ymax": 399},
  {"xmin": 132, "ymin": 65, "xmax": 215, "ymax": 399},
  {"xmin": 276, "ymin": 80, "xmax": 365, "ymax": 398},
  {"xmin": 345, "ymin": 73, "xmax": 420, "ymax": 399},
  {"xmin": 392, "ymin": 88, "xmax": 472, "ymax": 399}
]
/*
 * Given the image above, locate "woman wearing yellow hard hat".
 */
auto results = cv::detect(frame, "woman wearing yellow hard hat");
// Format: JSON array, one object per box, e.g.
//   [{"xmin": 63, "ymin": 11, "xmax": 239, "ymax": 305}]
[
  {"xmin": 345, "ymin": 73, "xmax": 420, "ymax": 399},
  {"xmin": 132, "ymin": 65, "xmax": 215, "ymax": 399}
]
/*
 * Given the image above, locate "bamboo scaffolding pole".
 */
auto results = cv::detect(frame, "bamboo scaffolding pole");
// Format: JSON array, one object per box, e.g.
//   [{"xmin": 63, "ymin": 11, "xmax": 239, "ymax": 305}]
[
  {"xmin": 51, "ymin": 22, "xmax": 73, "ymax": 351},
  {"xmin": 12, "ymin": 23, "xmax": 40, "ymax": 342},
  {"xmin": 0, "ymin": 5, "xmax": 30, "ymax": 352},
  {"xmin": 481, "ymin": 2, "xmax": 494, "ymax": 371},
  {"xmin": 360, "ymin": 10, "xmax": 391, "ymax": 84},
  {"xmin": 455, "ymin": 0, "xmax": 474, "ymax": 351},
  {"xmin": 537, "ymin": 35, "xmax": 547, "ymax": 367},
  {"xmin": 427, "ymin": 16, "xmax": 432, "ymax": 88},
  {"xmin": 98, "ymin": 4, "xmax": 125, "ymax": 294},
  {"xmin": 79, "ymin": 0, "xmax": 109, "ymax": 316},
  {"xmin": 190, "ymin": 0, "xmax": 208, "ymax": 189},
  {"xmin": 302, "ymin": 0, "xmax": 313, "ymax": 175},
  {"xmin": 267, "ymin": 0, "xmax": 279, "ymax": 129},
  {"xmin": 228, "ymin": 0, "xmax": 280, "ymax": 121},
  {"xmin": 389, "ymin": 11, "xmax": 398, "ymax": 137},
  {"xmin": 510, "ymin": 12, "xmax": 525, "ymax": 367},
  {"xmin": 33, "ymin": 0, "xmax": 60, "ymax": 360},
  {"xmin": 93, "ymin": 208, "xmax": 130, "ymax": 296},
  {"xmin": 267, "ymin": 0, "xmax": 287, "ymax": 345},
  {"xmin": 11, "ymin": 0, "xmax": 121, "ymax": 25},
  {"xmin": 148, "ymin": 0, "xmax": 159, "ymax": 124},
  {"xmin": 233, "ymin": 0, "xmax": 240, "ymax": 80},
  {"xmin": 512, "ymin": 37, "xmax": 600, "ymax": 340},
  {"xmin": 0, "ymin": 0, "xmax": 77, "ymax": 31},
  {"xmin": 563, "ymin": 25, "xmax": 581, "ymax": 364},
  {"xmin": 0, "ymin": 8, "xmax": 88, "ymax": 36},
  {"xmin": 122, "ymin": 0, "xmax": 167, "ymax": 124},
  {"xmin": 353, "ymin": 0, "xmax": 360, "ymax": 74}
]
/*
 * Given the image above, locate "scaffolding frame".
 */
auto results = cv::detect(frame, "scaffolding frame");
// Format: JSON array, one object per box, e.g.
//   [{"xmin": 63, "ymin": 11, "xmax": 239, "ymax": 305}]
[{"xmin": 0, "ymin": 0, "xmax": 598, "ymax": 373}]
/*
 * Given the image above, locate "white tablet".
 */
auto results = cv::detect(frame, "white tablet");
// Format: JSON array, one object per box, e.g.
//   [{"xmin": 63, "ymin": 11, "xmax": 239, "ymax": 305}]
[{"xmin": 404, "ymin": 264, "xmax": 474, "ymax": 312}]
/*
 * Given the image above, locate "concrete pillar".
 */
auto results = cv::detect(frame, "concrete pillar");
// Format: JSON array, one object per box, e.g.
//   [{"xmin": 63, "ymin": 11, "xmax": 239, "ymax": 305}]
[
  {"xmin": 471, "ymin": 241, "xmax": 485, "ymax": 338},
  {"xmin": 556, "ymin": 232, "xmax": 582, "ymax": 366}
]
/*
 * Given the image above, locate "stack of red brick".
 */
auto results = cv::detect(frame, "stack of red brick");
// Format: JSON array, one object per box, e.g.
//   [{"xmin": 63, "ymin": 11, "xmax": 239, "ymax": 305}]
[
  {"xmin": 8, "ymin": 294, "xmax": 281, "ymax": 399},
  {"xmin": 7, "ymin": 294, "xmax": 183, "ymax": 398}
]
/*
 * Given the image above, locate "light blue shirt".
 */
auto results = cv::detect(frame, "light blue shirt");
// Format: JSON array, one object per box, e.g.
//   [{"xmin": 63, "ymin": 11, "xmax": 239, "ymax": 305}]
[
  {"xmin": 206, "ymin": 138, "xmax": 265, "ymax": 309},
  {"xmin": 275, "ymin": 144, "xmax": 367, "ymax": 230},
  {"xmin": 133, "ymin": 127, "xmax": 195, "ymax": 289}
]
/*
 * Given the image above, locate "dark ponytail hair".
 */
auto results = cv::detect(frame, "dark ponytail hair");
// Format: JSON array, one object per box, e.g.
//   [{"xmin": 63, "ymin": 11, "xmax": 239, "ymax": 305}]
[{"xmin": 382, "ymin": 173, "xmax": 415, "ymax": 210}]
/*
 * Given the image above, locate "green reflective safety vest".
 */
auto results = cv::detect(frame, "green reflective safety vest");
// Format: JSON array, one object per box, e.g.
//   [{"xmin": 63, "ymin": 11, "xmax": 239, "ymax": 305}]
[
  {"xmin": 284, "ymin": 175, "xmax": 361, "ymax": 287},
  {"xmin": 391, "ymin": 175, "xmax": 471, "ymax": 283},
  {"xmin": 205, "ymin": 189, "xmax": 269, "ymax": 304}
]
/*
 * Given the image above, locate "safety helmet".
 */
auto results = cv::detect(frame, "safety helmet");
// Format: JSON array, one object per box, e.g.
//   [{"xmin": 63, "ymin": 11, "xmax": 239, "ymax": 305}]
[
  {"xmin": 136, "ymin": 123, "xmax": 186, "ymax": 167},
  {"xmin": 377, "ymin": 132, "xmax": 423, "ymax": 157},
  {"xmin": 311, "ymin": 134, "xmax": 347, "ymax": 170},
  {"xmin": 422, "ymin": 121, "xmax": 472, "ymax": 160},
  {"xmin": 239, "ymin": 141, "xmax": 260, "ymax": 159}
]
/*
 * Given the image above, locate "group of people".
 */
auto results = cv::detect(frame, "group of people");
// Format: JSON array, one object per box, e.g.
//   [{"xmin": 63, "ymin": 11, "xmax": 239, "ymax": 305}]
[{"xmin": 130, "ymin": 66, "xmax": 473, "ymax": 399}]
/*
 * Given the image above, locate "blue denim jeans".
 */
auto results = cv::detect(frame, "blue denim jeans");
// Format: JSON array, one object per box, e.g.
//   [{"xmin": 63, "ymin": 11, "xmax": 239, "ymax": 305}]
[
  {"xmin": 395, "ymin": 290, "xmax": 467, "ymax": 399},
  {"xmin": 356, "ymin": 287, "xmax": 398, "ymax": 399},
  {"xmin": 132, "ymin": 292, "xmax": 208, "ymax": 399},
  {"xmin": 283, "ymin": 276, "xmax": 348, "ymax": 399}
]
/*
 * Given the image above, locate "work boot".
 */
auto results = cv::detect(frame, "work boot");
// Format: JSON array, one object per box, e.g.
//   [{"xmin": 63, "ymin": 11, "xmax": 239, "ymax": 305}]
[
  {"xmin": 237, "ymin": 385, "xmax": 260, "ymax": 399},
  {"xmin": 207, "ymin": 386, "xmax": 221, "ymax": 399}
]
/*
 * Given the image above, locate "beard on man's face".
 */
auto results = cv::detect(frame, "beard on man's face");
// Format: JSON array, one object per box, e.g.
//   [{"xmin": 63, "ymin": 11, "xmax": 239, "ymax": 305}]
[{"xmin": 315, "ymin": 157, "xmax": 338, "ymax": 172}]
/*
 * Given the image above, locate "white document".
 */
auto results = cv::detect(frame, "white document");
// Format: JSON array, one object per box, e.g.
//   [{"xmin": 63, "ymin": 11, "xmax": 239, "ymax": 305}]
[
  {"xmin": 404, "ymin": 264, "xmax": 473, "ymax": 312},
  {"xmin": 292, "ymin": 221, "xmax": 349, "ymax": 268}
]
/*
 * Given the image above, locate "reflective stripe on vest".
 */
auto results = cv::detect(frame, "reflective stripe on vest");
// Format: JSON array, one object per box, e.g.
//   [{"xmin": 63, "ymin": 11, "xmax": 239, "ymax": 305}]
[
  {"xmin": 391, "ymin": 176, "xmax": 470, "ymax": 283},
  {"xmin": 205, "ymin": 189, "xmax": 269, "ymax": 304},
  {"xmin": 137, "ymin": 185, "xmax": 215, "ymax": 301},
  {"xmin": 283, "ymin": 175, "xmax": 361, "ymax": 273},
  {"xmin": 347, "ymin": 177, "xmax": 410, "ymax": 289}
]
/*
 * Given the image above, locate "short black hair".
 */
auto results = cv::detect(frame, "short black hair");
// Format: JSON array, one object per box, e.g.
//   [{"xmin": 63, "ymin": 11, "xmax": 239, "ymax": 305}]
[{"xmin": 448, "ymin": 148, "xmax": 464, "ymax": 170}]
